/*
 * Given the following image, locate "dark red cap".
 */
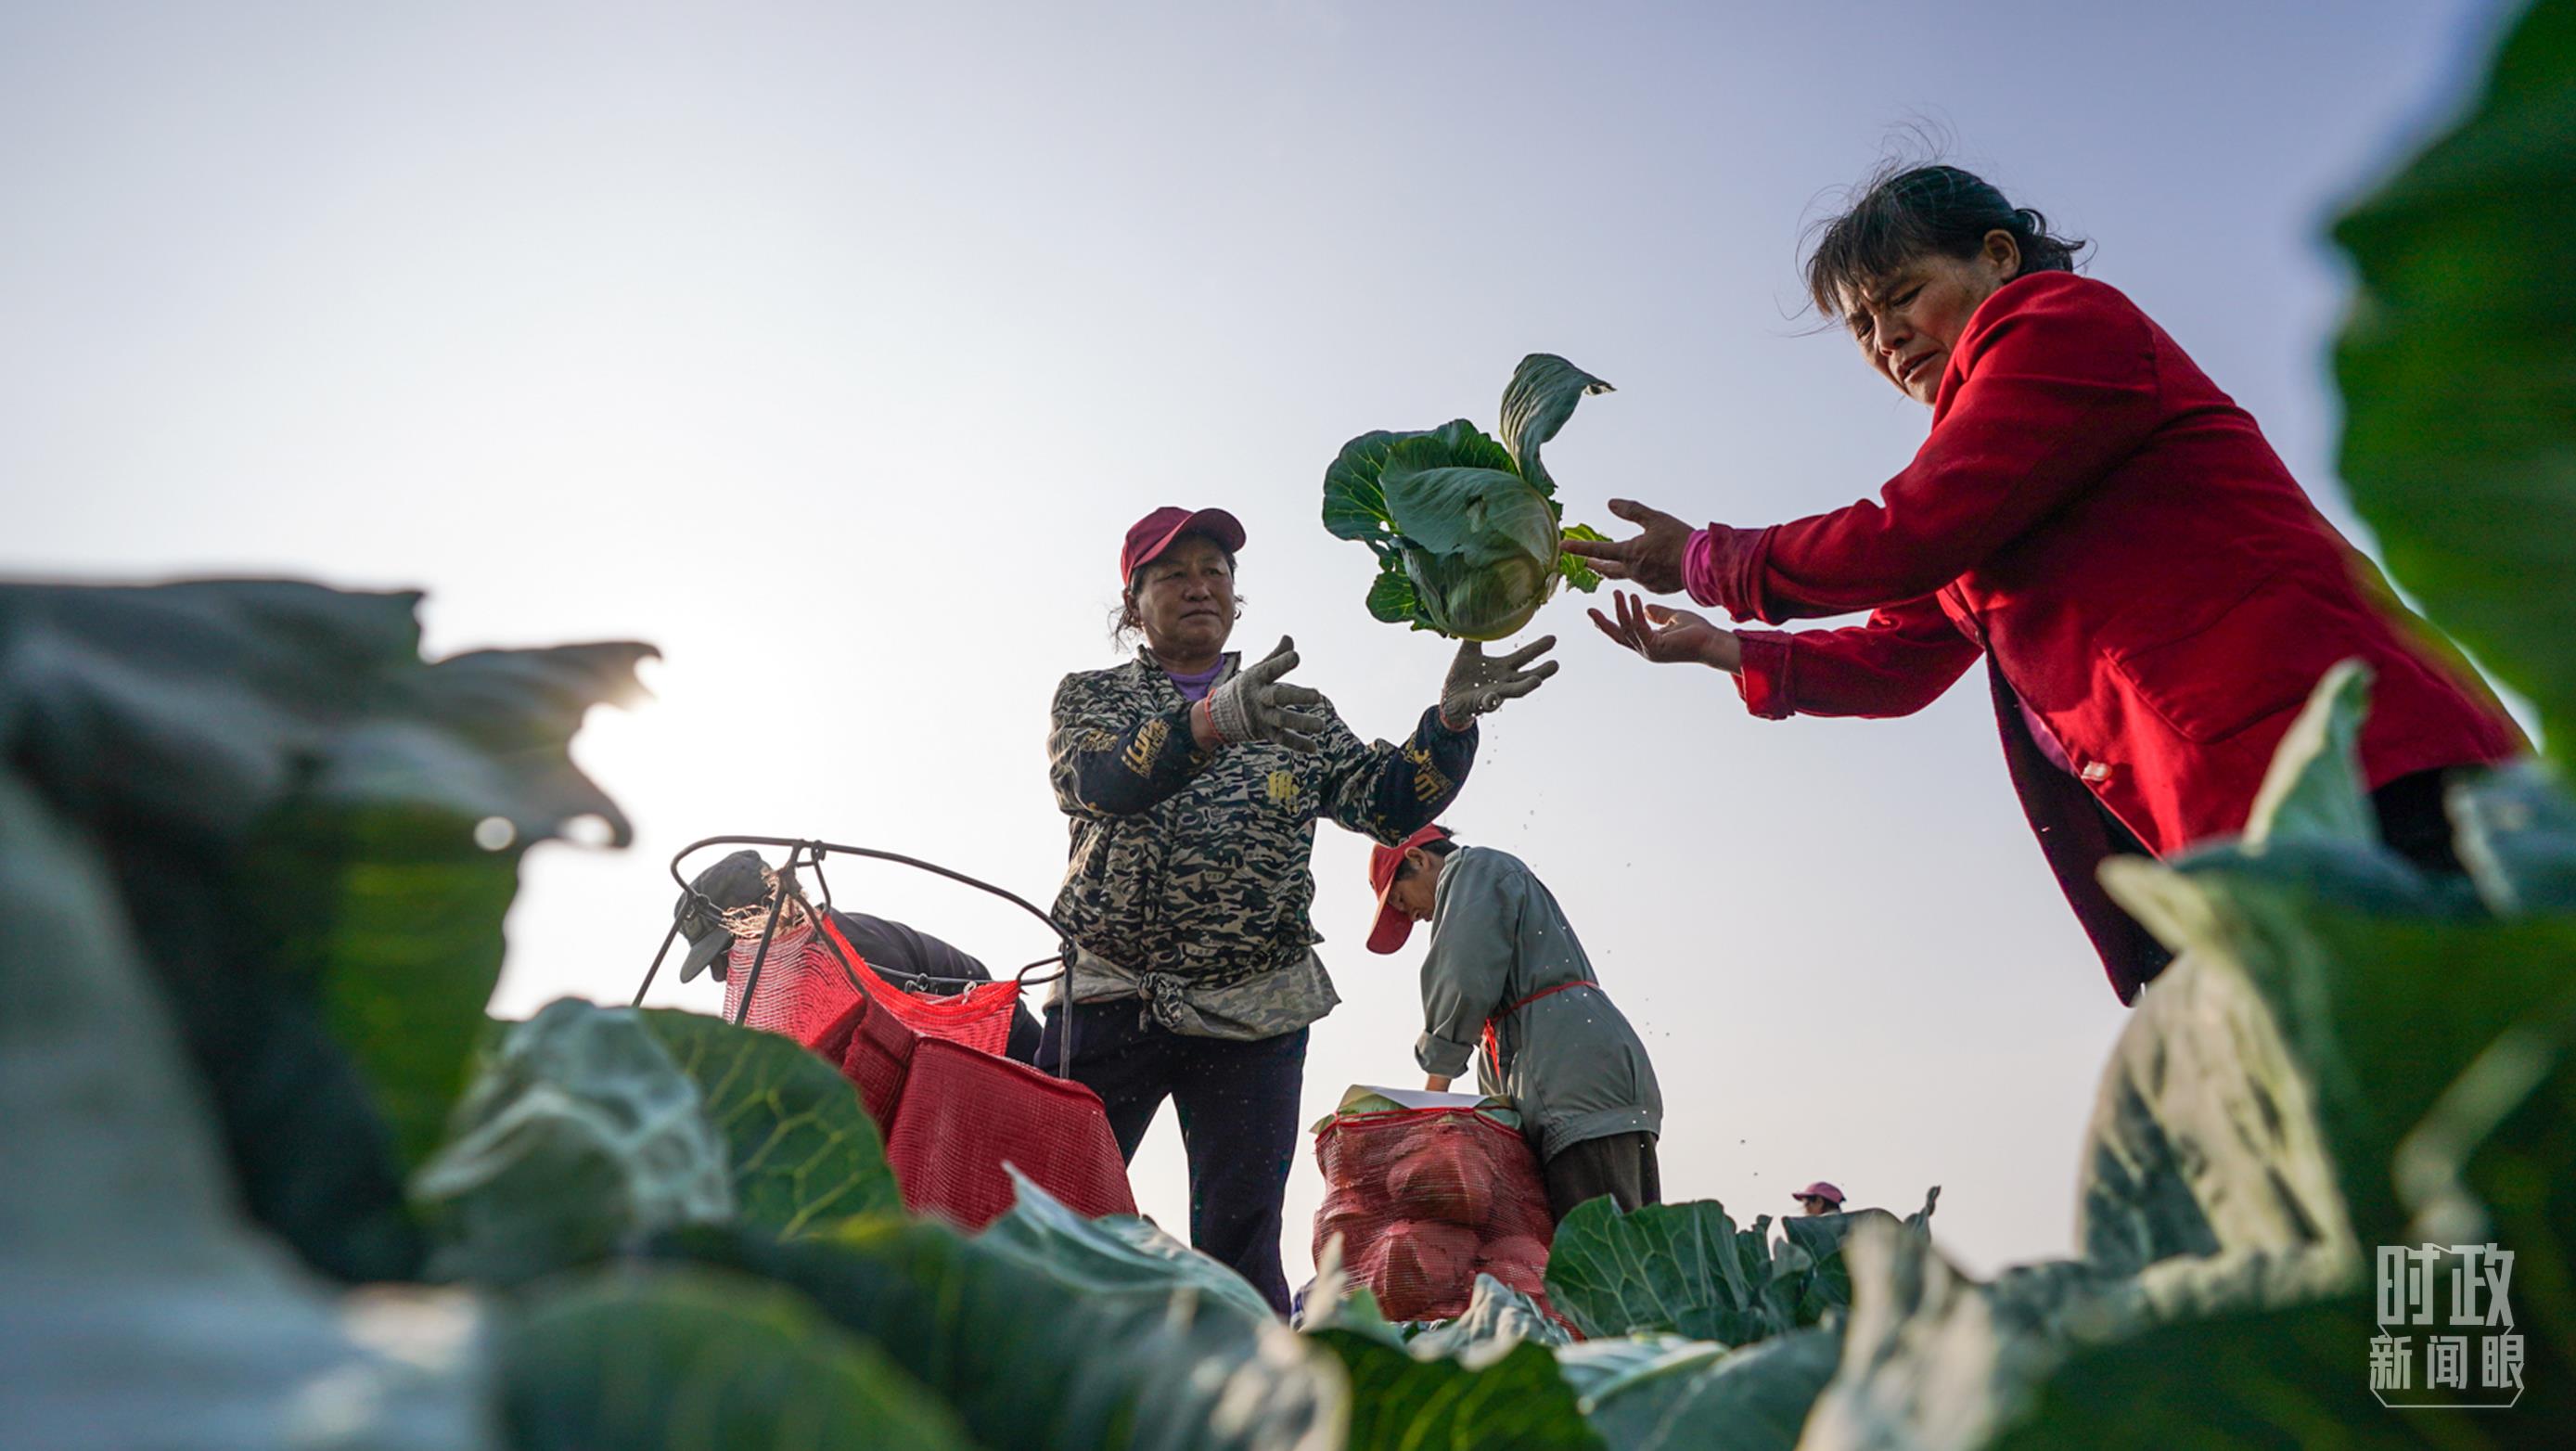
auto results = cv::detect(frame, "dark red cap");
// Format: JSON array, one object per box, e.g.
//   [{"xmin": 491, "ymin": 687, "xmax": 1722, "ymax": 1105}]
[
  {"xmin": 1365, "ymin": 825, "xmax": 1453, "ymax": 955},
  {"xmin": 1120, "ymin": 506, "xmax": 1248, "ymax": 587}
]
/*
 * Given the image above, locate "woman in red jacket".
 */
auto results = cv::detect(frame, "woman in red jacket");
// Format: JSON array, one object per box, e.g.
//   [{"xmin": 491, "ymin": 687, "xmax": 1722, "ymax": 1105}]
[{"xmin": 1570, "ymin": 164, "xmax": 2522, "ymax": 1003}]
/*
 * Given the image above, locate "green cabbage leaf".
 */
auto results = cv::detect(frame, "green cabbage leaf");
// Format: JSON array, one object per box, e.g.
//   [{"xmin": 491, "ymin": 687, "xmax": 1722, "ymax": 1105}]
[{"xmin": 1325, "ymin": 354, "xmax": 1613, "ymax": 640}]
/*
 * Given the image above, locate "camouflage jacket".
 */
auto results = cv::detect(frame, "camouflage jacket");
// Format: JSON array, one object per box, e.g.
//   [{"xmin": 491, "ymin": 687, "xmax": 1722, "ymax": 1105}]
[{"xmin": 1047, "ymin": 648, "xmax": 1476, "ymax": 1039}]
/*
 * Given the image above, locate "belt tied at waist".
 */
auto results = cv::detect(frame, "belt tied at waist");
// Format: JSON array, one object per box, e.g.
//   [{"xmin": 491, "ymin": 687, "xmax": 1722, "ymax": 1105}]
[{"xmin": 1480, "ymin": 980, "xmax": 1597, "ymax": 1077}]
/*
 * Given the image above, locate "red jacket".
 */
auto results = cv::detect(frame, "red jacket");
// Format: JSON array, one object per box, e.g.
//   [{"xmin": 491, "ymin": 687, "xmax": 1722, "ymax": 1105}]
[{"xmin": 1686, "ymin": 272, "xmax": 2520, "ymax": 995}]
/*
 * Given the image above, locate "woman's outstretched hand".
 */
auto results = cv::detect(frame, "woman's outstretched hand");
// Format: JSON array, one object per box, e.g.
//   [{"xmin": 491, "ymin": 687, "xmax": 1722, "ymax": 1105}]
[
  {"xmin": 1590, "ymin": 590, "xmax": 1742, "ymax": 672},
  {"xmin": 1561, "ymin": 498, "xmax": 1695, "ymax": 595}
]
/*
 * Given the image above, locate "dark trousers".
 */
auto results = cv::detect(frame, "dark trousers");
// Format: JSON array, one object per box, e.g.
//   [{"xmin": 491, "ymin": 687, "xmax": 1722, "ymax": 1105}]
[
  {"xmin": 1543, "ymin": 1131, "xmax": 1661, "ymax": 1223},
  {"xmin": 1040, "ymin": 1000, "xmax": 1308, "ymax": 1316}
]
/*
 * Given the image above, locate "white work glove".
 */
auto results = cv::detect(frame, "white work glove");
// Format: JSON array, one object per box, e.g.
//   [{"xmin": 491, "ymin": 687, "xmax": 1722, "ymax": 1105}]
[
  {"xmin": 1439, "ymin": 636, "xmax": 1559, "ymax": 729},
  {"xmin": 1201, "ymin": 636, "xmax": 1328, "ymax": 752}
]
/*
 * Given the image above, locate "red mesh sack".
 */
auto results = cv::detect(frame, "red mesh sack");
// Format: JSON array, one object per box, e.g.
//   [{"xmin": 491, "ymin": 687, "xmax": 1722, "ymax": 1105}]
[
  {"xmin": 1313, "ymin": 1109, "xmax": 1557, "ymax": 1324},
  {"xmin": 814, "ymin": 984, "xmax": 920, "ymax": 1125},
  {"xmin": 721, "ymin": 927, "xmax": 856, "ymax": 1047},
  {"xmin": 881, "ymin": 1039, "xmax": 1137, "ymax": 1228},
  {"xmin": 724, "ymin": 918, "xmax": 1021, "ymax": 1057},
  {"xmin": 812, "ymin": 992, "xmax": 1135, "ymax": 1230},
  {"xmin": 817, "ymin": 916, "xmax": 1019, "ymax": 1057}
]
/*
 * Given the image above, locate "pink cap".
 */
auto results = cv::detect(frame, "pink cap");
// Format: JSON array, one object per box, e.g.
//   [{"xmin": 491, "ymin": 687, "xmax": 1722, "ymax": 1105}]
[
  {"xmin": 1793, "ymin": 1182, "xmax": 1845, "ymax": 1206},
  {"xmin": 1120, "ymin": 506, "xmax": 1247, "ymax": 586}
]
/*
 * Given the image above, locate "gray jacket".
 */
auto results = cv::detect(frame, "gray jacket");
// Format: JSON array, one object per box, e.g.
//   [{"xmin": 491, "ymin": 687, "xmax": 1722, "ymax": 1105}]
[{"xmin": 1415, "ymin": 845, "xmax": 1662, "ymax": 1160}]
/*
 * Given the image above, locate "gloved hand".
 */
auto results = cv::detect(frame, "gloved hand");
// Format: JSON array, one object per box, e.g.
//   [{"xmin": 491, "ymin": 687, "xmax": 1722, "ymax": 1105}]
[
  {"xmin": 1439, "ymin": 636, "xmax": 1558, "ymax": 729},
  {"xmin": 1200, "ymin": 636, "xmax": 1328, "ymax": 751}
]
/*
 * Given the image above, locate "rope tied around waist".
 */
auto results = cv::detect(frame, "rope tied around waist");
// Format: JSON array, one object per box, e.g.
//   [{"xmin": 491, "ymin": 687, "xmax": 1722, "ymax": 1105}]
[{"xmin": 1480, "ymin": 980, "xmax": 1597, "ymax": 1080}]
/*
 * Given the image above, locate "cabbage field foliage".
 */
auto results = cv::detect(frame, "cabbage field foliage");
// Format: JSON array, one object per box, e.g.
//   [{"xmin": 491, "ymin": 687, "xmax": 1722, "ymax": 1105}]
[{"xmin": 3, "ymin": 3, "xmax": 2573, "ymax": 1445}]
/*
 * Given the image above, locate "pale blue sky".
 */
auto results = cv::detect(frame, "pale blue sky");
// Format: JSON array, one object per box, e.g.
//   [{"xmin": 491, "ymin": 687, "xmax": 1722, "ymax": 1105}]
[{"xmin": 1, "ymin": 1, "xmax": 2510, "ymax": 1281}]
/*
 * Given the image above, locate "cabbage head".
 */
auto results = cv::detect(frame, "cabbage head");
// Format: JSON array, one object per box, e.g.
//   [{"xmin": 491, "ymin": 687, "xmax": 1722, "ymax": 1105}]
[{"xmin": 1322, "ymin": 354, "xmax": 1612, "ymax": 641}]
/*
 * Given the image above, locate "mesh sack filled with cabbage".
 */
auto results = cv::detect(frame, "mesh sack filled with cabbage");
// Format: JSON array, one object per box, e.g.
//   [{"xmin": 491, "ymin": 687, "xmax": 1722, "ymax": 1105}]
[
  {"xmin": 1323, "ymin": 353, "xmax": 1613, "ymax": 641},
  {"xmin": 1311, "ymin": 1100, "xmax": 1558, "ymax": 1324}
]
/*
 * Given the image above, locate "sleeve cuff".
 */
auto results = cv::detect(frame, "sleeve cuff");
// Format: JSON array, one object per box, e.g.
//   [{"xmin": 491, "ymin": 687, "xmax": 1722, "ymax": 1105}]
[
  {"xmin": 1173, "ymin": 704, "xmax": 1219, "ymax": 766},
  {"xmin": 1425, "ymin": 703, "xmax": 1475, "ymax": 739},
  {"xmin": 1684, "ymin": 527, "xmax": 1724, "ymax": 608},
  {"xmin": 1416, "ymin": 1032, "xmax": 1476, "ymax": 1078},
  {"xmin": 1687, "ymin": 522, "xmax": 1782, "ymax": 623},
  {"xmin": 1734, "ymin": 631, "xmax": 1797, "ymax": 720}
]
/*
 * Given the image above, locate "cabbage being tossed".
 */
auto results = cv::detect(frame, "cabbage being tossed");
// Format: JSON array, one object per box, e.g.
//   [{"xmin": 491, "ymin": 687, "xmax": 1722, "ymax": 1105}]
[{"xmin": 1322, "ymin": 354, "xmax": 1613, "ymax": 641}]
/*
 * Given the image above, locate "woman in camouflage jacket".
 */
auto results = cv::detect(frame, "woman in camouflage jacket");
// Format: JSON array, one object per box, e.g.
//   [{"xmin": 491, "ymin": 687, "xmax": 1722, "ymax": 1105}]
[{"xmin": 1044, "ymin": 505, "xmax": 1556, "ymax": 1313}]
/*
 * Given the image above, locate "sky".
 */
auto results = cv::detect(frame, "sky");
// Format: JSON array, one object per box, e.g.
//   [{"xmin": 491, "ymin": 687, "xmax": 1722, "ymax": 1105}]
[{"xmin": 1, "ymin": 0, "xmax": 2516, "ymax": 1283}]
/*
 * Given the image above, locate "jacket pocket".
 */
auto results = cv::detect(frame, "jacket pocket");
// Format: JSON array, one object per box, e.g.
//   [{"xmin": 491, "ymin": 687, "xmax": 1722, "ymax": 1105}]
[{"xmin": 2105, "ymin": 573, "xmax": 2326, "ymax": 744}]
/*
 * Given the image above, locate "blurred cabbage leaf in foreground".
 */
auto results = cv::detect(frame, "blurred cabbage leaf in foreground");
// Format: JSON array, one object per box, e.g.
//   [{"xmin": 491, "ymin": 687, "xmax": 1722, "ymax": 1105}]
[
  {"xmin": 2335, "ymin": 0, "xmax": 2576, "ymax": 773},
  {"xmin": 0, "ymin": 580, "xmax": 652, "ymax": 1280}
]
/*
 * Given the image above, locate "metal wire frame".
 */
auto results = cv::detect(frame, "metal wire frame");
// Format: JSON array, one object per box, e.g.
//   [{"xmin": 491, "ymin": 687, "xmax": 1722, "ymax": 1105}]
[{"xmin": 632, "ymin": 835, "xmax": 1068, "ymax": 1033}]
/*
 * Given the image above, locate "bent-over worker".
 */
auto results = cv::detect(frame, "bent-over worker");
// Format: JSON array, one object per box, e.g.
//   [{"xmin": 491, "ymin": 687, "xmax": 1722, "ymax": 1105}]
[
  {"xmin": 1367, "ymin": 825, "xmax": 1664, "ymax": 1220},
  {"xmin": 674, "ymin": 848, "xmax": 1043, "ymax": 1063}
]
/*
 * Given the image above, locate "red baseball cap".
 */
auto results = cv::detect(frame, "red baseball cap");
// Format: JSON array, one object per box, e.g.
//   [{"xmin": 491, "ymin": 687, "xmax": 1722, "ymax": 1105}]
[
  {"xmin": 1793, "ymin": 1182, "xmax": 1846, "ymax": 1206},
  {"xmin": 1120, "ymin": 506, "xmax": 1248, "ymax": 586},
  {"xmin": 1365, "ymin": 825, "xmax": 1453, "ymax": 955}
]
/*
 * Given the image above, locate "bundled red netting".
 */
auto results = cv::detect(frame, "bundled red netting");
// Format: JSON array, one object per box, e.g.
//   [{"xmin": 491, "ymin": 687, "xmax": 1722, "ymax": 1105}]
[
  {"xmin": 722, "ymin": 915, "xmax": 1020, "ymax": 1056},
  {"xmin": 1313, "ymin": 1108, "xmax": 1557, "ymax": 1323}
]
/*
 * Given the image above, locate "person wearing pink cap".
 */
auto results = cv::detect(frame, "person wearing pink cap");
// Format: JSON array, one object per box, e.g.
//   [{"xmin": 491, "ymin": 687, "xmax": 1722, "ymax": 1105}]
[
  {"xmin": 1794, "ymin": 1182, "xmax": 1847, "ymax": 1217},
  {"xmin": 1368, "ymin": 826, "xmax": 1663, "ymax": 1220},
  {"xmin": 1045, "ymin": 505, "xmax": 1557, "ymax": 1313}
]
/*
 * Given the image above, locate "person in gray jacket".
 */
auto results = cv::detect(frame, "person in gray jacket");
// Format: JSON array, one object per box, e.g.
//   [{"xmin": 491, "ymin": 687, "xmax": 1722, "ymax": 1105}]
[{"xmin": 1365, "ymin": 826, "xmax": 1664, "ymax": 1218}]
